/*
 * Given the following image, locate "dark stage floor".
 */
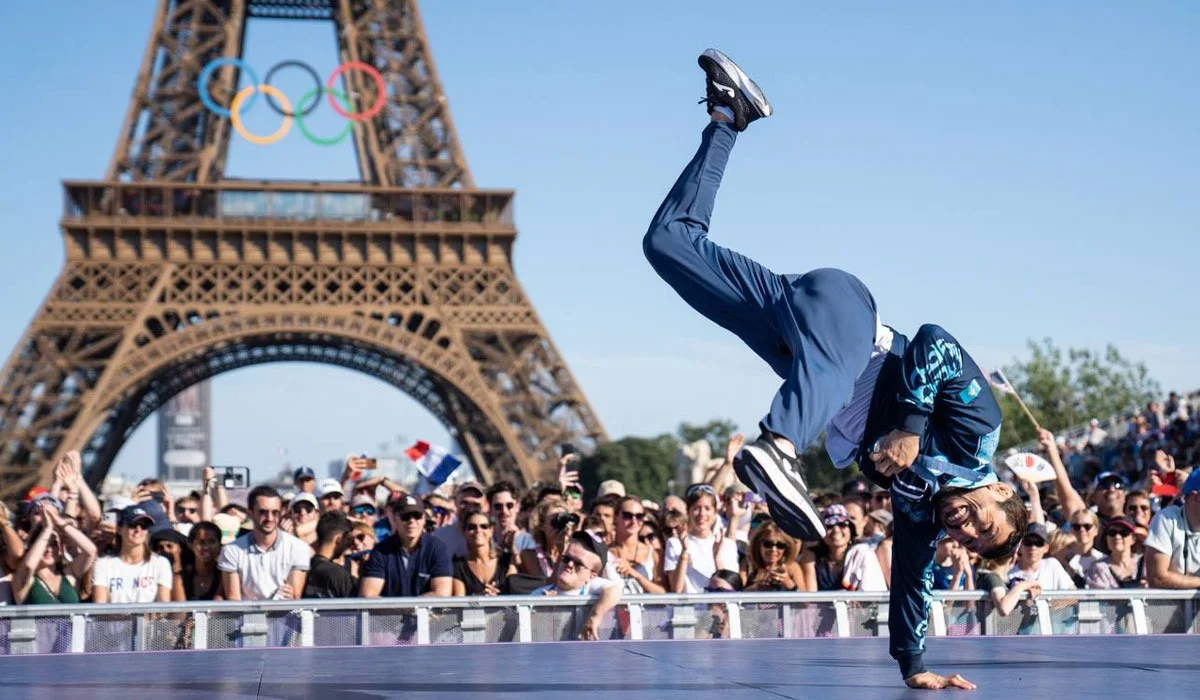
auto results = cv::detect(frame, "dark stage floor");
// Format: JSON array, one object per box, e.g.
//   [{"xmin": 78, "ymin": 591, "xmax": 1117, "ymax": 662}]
[{"xmin": 0, "ymin": 635, "xmax": 1197, "ymax": 699}]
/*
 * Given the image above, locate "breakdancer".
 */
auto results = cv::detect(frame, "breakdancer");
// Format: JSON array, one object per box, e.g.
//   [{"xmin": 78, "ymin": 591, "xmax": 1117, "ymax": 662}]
[{"xmin": 643, "ymin": 49, "xmax": 1028, "ymax": 690}]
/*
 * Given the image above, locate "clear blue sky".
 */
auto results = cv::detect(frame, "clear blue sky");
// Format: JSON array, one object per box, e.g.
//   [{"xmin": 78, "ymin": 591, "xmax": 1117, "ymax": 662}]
[{"xmin": 0, "ymin": 1, "xmax": 1196, "ymax": 483}]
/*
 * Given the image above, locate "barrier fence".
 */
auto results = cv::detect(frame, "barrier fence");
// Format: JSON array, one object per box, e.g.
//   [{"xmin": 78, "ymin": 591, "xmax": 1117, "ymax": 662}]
[{"xmin": 1, "ymin": 590, "xmax": 1197, "ymax": 656}]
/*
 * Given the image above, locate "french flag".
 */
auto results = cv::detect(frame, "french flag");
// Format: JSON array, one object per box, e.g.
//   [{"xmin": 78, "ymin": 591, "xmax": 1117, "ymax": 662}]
[{"xmin": 405, "ymin": 440, "xmax": 462, "ymax": 486}]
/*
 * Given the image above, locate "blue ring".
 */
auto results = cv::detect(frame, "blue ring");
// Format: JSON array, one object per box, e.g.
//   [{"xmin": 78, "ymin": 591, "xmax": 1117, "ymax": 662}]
[{"xmin": 198, "ymin": 58, "xmax": 260, "ymax": 118}]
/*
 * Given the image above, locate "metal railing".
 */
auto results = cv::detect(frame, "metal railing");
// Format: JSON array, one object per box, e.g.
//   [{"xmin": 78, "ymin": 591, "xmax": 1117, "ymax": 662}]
[{"xmin": 1, "ymin": 589, "xmax": 1196, "ymax": 655}]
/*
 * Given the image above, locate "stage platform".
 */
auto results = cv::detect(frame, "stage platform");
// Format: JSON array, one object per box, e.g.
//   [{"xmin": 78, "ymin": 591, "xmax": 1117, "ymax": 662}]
[{"xmin": 1, "ymin": 635, "xmax": 1197, "ymax": 699}]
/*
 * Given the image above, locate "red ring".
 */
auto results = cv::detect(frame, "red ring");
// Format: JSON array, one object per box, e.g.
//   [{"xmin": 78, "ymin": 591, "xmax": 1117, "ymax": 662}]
[{"xmin": 326, "ymin": 61, "xmax": 387, "ymax": 121}]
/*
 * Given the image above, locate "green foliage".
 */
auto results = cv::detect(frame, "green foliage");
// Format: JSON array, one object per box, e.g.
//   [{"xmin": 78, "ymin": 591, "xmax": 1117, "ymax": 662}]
[
  {"xmin": 996, "ymin": 339, "xmax": 1161, "ymax": 449},
  {"xmin": 578, "ymin": 432, "xmax": 680, "ymax": 502},
  {"xmin": 802, "ymin": 433, "xmax": 859, "ymax": 493}
]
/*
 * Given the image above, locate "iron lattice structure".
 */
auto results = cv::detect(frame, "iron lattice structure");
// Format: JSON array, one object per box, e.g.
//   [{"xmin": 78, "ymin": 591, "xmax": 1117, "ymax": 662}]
[{"xmin": 0, "ymin": 0, "xmax": 605, "ymax": 500}]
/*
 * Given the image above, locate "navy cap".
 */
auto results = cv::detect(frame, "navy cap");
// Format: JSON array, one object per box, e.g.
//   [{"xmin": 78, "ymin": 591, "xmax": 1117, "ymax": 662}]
[
  {"xmin": 119, "ymin": 505, "xmax": 156, "ymax": 528},
  {"xmin": 1182, "ymin": 469, "xmax": 1200, "ymax": 498},
  {"xmin": 570, "ymin": 530, "xmax": 609, "ymax": 571},
  {"xmin": 293, "ymin": 466, "xmax": 316, "ymax": 481},
  {"xmin": 1093, "ymin": 471, "xmax": 1127, "ymax": 489}
]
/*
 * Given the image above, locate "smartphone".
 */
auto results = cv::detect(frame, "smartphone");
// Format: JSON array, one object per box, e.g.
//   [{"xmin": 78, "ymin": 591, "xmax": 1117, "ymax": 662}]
[
  {"xmin": 560, "ymin": 443, "xmax": 580, "ymax": 472},
  {"xmin": 216, "ymin": 466, "xmax": 251, "ymax": 489}
]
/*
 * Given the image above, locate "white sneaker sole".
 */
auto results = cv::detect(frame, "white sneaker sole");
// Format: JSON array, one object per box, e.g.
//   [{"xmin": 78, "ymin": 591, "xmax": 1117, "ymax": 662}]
[
  {"xmin": 742, "ymin": 444, "xmax": 825, "ymax": 538},
  {"xmin": 701, "ymin": 48, "xmax": 773, "ymax": 118}
]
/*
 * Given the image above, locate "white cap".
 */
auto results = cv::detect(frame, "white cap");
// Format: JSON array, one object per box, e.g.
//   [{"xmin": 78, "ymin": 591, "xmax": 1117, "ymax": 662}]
[
  {"xmin": 318, "ymin": 478, "xmax": 344, "ymax": 497},
  {"xmin": 596, "ymin": 480, "xmax": 626, "ymax": 498},
  {"xmin": 291, "ymin": 492, "xmax": 319, "ymax": 510}
]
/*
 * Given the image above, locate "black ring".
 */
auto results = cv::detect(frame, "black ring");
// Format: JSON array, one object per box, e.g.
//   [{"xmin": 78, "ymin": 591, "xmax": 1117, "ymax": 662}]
[{"xmin": 262, "ymin": 60, "xmax": 322, "ymax": 118}]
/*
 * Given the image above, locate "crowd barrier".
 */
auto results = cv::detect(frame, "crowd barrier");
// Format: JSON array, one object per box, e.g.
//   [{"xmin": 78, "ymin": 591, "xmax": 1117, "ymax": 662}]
[{"xmin": 1, "ymin": 590, "xmax": 1197, "ymax": 656}]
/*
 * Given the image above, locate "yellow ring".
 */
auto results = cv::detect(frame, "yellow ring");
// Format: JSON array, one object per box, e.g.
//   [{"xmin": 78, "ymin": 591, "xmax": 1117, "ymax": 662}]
[{"xmin": 229, "ymin": 85, "xmax": 292, "ymax": 145}]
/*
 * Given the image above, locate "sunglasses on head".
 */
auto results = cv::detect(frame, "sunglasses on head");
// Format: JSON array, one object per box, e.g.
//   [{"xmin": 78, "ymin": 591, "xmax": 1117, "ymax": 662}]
[
  {"xmin": 686, "ymin": 484, "xmax": 717, "ymax": 499},
  {"xmin": 761, "ymin": 540, "xmax": 787, "ymax": 551},
  {"xmin": 620, "ymin": 511, "xmax": 645, "ymax": 521}
]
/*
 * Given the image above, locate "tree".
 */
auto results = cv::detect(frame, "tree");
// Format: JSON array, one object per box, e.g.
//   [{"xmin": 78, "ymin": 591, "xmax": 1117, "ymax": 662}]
[
  {"xmin": 578, "ymin": 433, "xmax": 680, "ymax": 502},
  {"xmin": 995, "ymin": 339, "xmax": 1161, "ymax": 449},
  {"xmin": 801, "ymin": 433, "xmax": 859, "ymax": 493}
]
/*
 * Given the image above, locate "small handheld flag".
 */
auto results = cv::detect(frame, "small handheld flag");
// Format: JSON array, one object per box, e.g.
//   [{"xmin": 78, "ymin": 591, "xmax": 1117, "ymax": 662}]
[
  {"xmin": 405, "ymin": 440, "xmax": 463, "ymax": 487},
  {"xmin": 987, "ymin": 367, "xmax": 1040, "ymax": 430}
]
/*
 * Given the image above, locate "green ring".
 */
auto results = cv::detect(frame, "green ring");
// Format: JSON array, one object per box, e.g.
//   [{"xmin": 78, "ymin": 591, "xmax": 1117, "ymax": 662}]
[{"xmin": 294, "ymin": 87, "xmax": 354, "ymax": 146}]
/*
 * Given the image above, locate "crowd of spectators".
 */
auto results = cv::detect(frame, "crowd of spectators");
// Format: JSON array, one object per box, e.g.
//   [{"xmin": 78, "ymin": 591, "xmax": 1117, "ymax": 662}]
[{"xmin": 0, "ymin": 393, "xmax": 1197, "ymax": 641}]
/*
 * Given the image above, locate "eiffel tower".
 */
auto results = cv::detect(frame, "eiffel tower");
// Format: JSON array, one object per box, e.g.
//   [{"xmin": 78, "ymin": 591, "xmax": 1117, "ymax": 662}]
[{"xmin": 0, "ymin": 0, "xmax": 606, "ymax": 500}]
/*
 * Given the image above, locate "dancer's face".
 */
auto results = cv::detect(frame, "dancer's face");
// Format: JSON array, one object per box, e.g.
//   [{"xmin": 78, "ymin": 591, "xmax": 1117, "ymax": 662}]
[{"xmin": 934, "ymin": 482, "xmax": 1018, "ymax": 555}]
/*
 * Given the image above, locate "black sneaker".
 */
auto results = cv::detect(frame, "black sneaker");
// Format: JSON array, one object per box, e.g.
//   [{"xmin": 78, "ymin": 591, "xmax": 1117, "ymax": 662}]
[
  {"xmin": 697, "ymin": 48, "xmax": 774, "ymax": 132},
  {"xmin": 734, "ymin": 433, "xmax": 825, "ymax": 541}
]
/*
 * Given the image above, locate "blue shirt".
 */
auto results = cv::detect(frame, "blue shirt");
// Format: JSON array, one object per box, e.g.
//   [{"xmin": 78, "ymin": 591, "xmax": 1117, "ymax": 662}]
[{"xmin": 361, "ymin": 533, "xmax": 452, "ymax": 597}]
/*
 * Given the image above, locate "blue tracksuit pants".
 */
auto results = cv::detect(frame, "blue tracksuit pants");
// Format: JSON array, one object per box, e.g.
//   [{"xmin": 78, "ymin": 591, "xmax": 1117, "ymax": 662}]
[{"xmin": 643, "ymin": 122, "xmax": 879, "ymax": 451}]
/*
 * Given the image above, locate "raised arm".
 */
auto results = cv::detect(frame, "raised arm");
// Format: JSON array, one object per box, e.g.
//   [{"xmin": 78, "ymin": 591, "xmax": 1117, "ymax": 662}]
[{"xmin": 1037, "ymin": 429, "xmax": 1086, "ymax": 519}]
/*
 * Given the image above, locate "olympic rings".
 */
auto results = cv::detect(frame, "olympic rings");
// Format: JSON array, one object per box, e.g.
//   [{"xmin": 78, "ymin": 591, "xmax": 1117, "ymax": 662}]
[
  {"xmin": 230, "ymin": 85, "xmax": 292, "ymax": 145},
  {"xmin": 198, "ymin": 58, "xmax": 387, "ymax": 145},
  {"xmin": 326, "ymin": 62, "xmax": 387, "ymax": 121},
  {"xmin": 294, "ymin": 88, "xmax": 354, "ymax": 146},
  {"xmin": 263, "ymin": 60, "xmax": 323, "ymax": 118}
]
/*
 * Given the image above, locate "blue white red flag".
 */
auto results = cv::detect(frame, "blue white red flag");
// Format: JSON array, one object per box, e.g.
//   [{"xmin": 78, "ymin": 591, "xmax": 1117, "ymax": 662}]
[{"xmin": 405, "ymin": 440, "xmax": 462, "ymax": 486}]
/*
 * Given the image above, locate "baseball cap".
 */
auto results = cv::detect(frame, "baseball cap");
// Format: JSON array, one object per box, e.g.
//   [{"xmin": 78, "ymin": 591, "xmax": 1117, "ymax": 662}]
[
  {"xmin": 351, "ymin": 492, "xmax": 377, "ymax": 508},
  {"xmin": 293, "ymin": 466, "xmax": 316, "ymax": 481},
  {"xmin": 1093, "ymin": 471, "xmax": 1127, "ymax": 489},
  {"xmin": 210, "ymin": 512, "xmax": 241, "ymax": 544},
  {"xmin": 868, "ymin": 509, "xmax": 894, "ymax": 528},
  {"xmin": 821, "ymin": 504, "xmax": 850, "ymax": 526},
  {"xmin": 291, "ymin": 493, "xmax": 319, "ymax": 510},
  {"xmin": 596, "ymin": 480, "xmax": 626, "ymax": 499},
  {"xmin": 390, "ymin": 494, "xmax": 425, "ymax": 517},
  {"xmin": 1181, "ymin": 469, "xmax": 1200, "ymax": 498},
  {"xmin": 1104, "ymin": 517, "xmax": 1137, "ymax": 536},
  {"xmin": 23, "ymin": 486, "xmax": 50, "ymax": 501},
  {"xmin": 118, "ymin": 505, "xmax": 156, "ymax": 528},
  {"xmin": 570, "ymin": 530, "xmax": 608, "ymax": 571},
  {"xmin": 318, "ymin": 478, "xmax": 344, "ymax": 497},
  {"xmin": 1023, "ymin": 522, "xmax": 1049, "ymax": 543},
  {"xmin": 455, "ymin": 481, "xmax": 485, "ymax": 498},
  {"xmin": 105, "ymin": 495, "xmax": 134, "ymax": 513},
  {"xmin": 31, "ymin": 493, "xmax": 64, "ymax": 512}
]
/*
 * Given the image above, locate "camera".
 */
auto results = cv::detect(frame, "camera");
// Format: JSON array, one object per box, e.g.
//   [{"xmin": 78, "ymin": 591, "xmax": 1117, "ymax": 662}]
[{"xmin": 551, "ymin": 512, "xmax": 580, "ymax": 531}]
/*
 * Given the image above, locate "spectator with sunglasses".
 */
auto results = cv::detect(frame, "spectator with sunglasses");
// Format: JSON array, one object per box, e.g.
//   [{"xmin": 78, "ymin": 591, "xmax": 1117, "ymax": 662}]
[
  {"xmin": 665, "ymin": 484, "xmax": 738, "ymax": 593},
  {"xmin": 93, "ymin": 505, "xmax": 174, "ymax": 604},
  {"xmin": 1090, "ymin": 472, "xmax": 1128, "ymax": 545},
  {"xmin": 173, "ymin": 495, "xmax": 202, "ymax": 536},
  {"xmin": 1008, "ymin": 522, "xmax": 1075, "ymax": 591},
  {"xmin": 487, "ymin": 481, "xmax": 524, "ymax": 557},
  {"xmin": 452, "ymin": 508, "xmax": 514, "ymax": 596},
  {"xmin": 425, "ymin": 494, "xmax": 456, "ymax": 530},
  {"xmin": 219, "ymin": 486, "xmax": 311, "ymax": 601},
  {"xmin": 1060, "ymin": 510, "xmax": 1102, "ymax": 585},
  {"xmin": 348, "ymin": 493, "xmax": 379, "ymax": 527},
  {"xmin": 532, "ymin": 531, "xmax": 622, "ymax": 640},
  {"xmin": 433, "ymin": 482, "xmax": 490, "ymax": 559},
  {"xmin": 360, "ymin": 494, "xmax": 452, "ymax": 598},
  {"xmin": 606, "ymin": 496, "xmax": 665, "ymax": 594},
  {"xmin": 744, "ymin": 521, "xmax": 808, "ymax": 591},
  {"xmin": 11, "ymin": 500, "xmax": 96, "ymax": 604},
  {"xmin": 799, "ymin": 505, "xmax": 855, "ymax": 591},
  {"xmin": 287, "ymin": 492, "xmax": 320, "ymax": 548},
  {"xmin": 1123, "ymin": 489, "xmax": 1153, "ymax": 550},
  {"xmin": 1086, "ymin": 518, "xmax": 1145, "ymax": 589},
  {"xmin": 345, "ymin": 522, "xmax": 377, "ymax": 580}
]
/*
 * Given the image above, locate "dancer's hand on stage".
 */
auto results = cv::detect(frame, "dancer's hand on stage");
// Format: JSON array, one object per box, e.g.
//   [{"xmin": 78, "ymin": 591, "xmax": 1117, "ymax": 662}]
[
  {"xmin": 871, "ymin": 430, "xmax": 920, "ymax": 477},
  {"xmin": 905, "ymin": 671, "xmax": 976, "ymax": 690}
]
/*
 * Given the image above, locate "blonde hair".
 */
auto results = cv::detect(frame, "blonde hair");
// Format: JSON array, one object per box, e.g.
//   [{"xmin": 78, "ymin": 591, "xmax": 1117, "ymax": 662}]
[
  {"xmin": 531, "ymin": 495, "xmax": 566, "ymax": 551},
  {"xmin": 1047, "ymin": 530, "xmax": 1077, "ymax": 558}
]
